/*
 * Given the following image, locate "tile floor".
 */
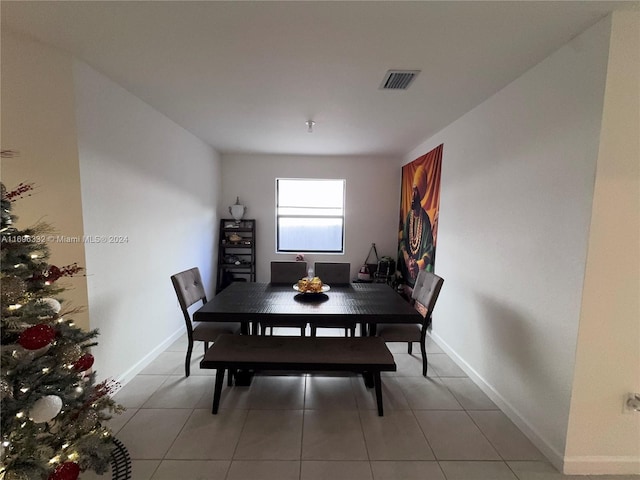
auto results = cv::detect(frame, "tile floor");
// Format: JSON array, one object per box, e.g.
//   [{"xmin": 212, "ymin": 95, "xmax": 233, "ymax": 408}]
[{"xmin": 84, "ymin": 329, "xmax": 639, "ymax": 480}]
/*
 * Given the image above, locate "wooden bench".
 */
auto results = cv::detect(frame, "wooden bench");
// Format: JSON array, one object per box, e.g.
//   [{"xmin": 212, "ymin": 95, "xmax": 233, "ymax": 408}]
[{"xmin": 200, "ymin": 334, "xmax": 396, "ymax": 416}]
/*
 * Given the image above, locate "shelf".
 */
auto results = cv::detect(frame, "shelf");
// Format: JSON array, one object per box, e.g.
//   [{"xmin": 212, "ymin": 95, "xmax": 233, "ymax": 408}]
[{"xmin": 217, "ymin": 219, "xmax": 256, "ymax": 293}]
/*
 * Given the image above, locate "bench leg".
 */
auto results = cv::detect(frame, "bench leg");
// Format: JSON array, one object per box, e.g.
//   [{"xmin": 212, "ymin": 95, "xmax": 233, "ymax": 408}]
[
  {"xmin": 212, "ymin": 368, "xmax": 225, "ymax": 414},
  {"xmin": 373, "ymin": 371, "xmax": 384, "ymax": 416}
]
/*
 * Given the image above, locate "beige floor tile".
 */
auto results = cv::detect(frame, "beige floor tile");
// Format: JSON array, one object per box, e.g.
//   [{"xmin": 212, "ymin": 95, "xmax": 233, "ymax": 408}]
[
  {"xmin": 425, "ymin": 336, "xmax": 445, "ymax": 354},
  {"xmin": 234, "ymin": 410, "xmax": 303, "ymax": 460},
  {"xmin": 507, "ymin": 461, "xmax": 588, "ymax": 479},
  {"xmin": 166, "ymin": 335, "xmax": 189, "ymax": 352},
  {"xmin": 116, "ymin": 408, "xmax": 191, "ymax": 459},
  {"xmin": 414, "ymin": 411, "xmax": 500, "ymax": 460},
  {"xmin": 351, "ymin": 376, "xmax": 411, "ymax": 411},
  {"xmin": 305, "ymin": 376, "xmax": 357, "ymax": 410},
  {"xmin": 226, "ymin": 460, "xmax": 301, "ymax": 480},
  {"xmin": 302, "ymin": 410, "xmax": 368, "ymax": 460},
  {"xmin": 385, "ymin": 353, "xmax": 427, "ymax": 377},
  {"xmin": 386, "ymin": 337, "xmax": 444, "ymax": 354},
  {"xmin": 370, "ymin": 460, "xmax": 445, "ymax": 479},
  {"xmin": 196, "ymin": 382, "xmax": 253, "ymax": 410},
  {"xmin": 469, "ymin": 410, "xmax": 546, "ymax": 461},
  {"xmin": 150, "ymin": 460, "xmax": 229, "ymax": 479},
  {"xmin": 359, "ymin": 410, "xmax": 434, "ymax": 460},
  {"xmin": 130, "ymin": 460, "xmax": 161, "ymax": 480},
  {"xmin": 165, "ymin": 408, "xmax": 248, "ymax": 459},
  {"xmin": 143, "ymin": 375, "xmax": 211, "ymax": 408},
  {"xmin": 397, "ymin": 376, "xmax": 463, "ymax": 410},
  {"xmin": 439, "ymin": 460, "xmax": 518, "ymax": 479},
  {"xmin": 588, "ymin": 476, "xmax": 640, "ymax": 480},
  {"xmin": 187, "ymin": 353, "xmax": 217, "ymax": 376},
  {"xmin": 248, "ymin": 375, "xmax": 305, "ymax": 409},
  {"xmin": 427, "ymin": 354, "xmax": 467, "ymax": 377},
  {"xmin": 440, "ymin": 378, "xmax": 498, "ymax": 410},
  {"xmin": 140, "ymin": 351, "xmax": 185, "ymax": 375},
  {"xmin": 301, "ymin": 460, "xmax": 372, "ymax": 480},
  {"xmin": 104, "ymin": 407, "xmax": 137, "ymax": 435},
  {"xmin": 113, "ymin": 374, "xmax": 167, "ymax": 408},
  {"xmin": 386, "ymin": 342, "xmax": 411, "ymax": 354}
]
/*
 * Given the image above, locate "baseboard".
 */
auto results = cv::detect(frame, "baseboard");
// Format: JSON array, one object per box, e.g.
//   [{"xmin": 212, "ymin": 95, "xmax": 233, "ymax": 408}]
[
  {"xmin": 112, "ymin": 327, "xmax": 185, "ymax": 391},
  {"xmin": 563, "ymin": 456, "xmax": 640, "ymax": 475},
  {"xmin": 429, "ymin": 331, "xmax": 565, "ymax": 471}
]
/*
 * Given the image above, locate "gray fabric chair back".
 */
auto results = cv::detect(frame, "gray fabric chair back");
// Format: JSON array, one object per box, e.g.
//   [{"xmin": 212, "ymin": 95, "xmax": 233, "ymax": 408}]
[
  {"xmin": 171, "ymin": 267, "xmax": 207, "ymax": 312},
  {"xmin": 314, "ymin": 262, "xmax": 351, "ymax": 285},
  {"xmin": 270, "ymin": 261, "xmax": 307, "ymax": 284},
  {"xmin": 411, "ymin": 270, "xmax": 444, "ymax": 318}
]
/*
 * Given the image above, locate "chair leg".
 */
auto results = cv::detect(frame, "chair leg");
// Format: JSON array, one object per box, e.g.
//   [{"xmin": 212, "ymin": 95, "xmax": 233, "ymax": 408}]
[
  {"xmin": 420, "ymin": 328, "xmax": 428, "ymax": 377},
  {"xmin": 185, "ymin": 341, "xmax": 193, "ymax": 377},
  {"xmin": 203, "ymin": 341, "xmax": 209, "ymax": 354},
  {"xmin": 408, "ymin": 342, "xmax": 413, "ymax": 355},
  {"xmin": 310, "ymin": 326, "xmax": 317, "ymax": 337},
  {"xmin": 350, "ymin": 326, "xmax": 356, "ymax": 337},
  {"xmin": 300, "ymin": 326, "xmax": 306, "ymax": 337}
]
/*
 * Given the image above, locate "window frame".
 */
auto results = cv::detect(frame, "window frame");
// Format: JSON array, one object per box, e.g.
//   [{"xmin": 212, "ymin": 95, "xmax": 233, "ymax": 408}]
[{"xmin": 275, "ymin": 178, "xmax": 346, "ymax": 254}]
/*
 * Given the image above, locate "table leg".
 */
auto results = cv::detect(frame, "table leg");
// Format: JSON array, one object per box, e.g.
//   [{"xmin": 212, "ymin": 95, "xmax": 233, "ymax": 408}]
[
  {"xmin": 212, "ymin": 368, "xmax": 225, "ymax": 414},
  {"xmin": 374, "ymin": 371, "xmax": 384, "ymax": 416},
  {"xmin": 363, "ymin": 371, "xmax": 374, "ymax": 388}
]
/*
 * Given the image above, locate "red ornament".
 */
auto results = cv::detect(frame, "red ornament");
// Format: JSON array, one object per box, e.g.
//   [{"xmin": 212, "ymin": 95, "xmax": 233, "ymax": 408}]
[
  {"xmin": 48, "ymin": 462, "xmax": 80, "ymax": 480},
  {"xmin": 73, "ymin": 353, "xmax": 94, "ymax": 372},
  {"xmin": 45, "ymin": 265, "xmax": 62, "ymax": 283},
  {"xmin": 18, "ymin": 324, "xmax": 56, "ymax": 350}
]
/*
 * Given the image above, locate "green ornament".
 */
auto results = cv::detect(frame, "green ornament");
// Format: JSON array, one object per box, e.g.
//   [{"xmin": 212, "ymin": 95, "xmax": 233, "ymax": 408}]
[
  {"xmin": 5, "ymin": 470, "xmax": 29, "ymax": 480},
  {"xmin": 1, "ymin": 276, "xmax": 27, "ymax": 305},
  {"xmin": 56, "ymin": 343, "xmax": 82, "ymax": 364},
  {"xmin": 78, "ymin": 409, "xmax": 99, "ymax": 432},
  {"xmin": 0, "ymin": 377, "xmax": 12, "ymax": 399}
]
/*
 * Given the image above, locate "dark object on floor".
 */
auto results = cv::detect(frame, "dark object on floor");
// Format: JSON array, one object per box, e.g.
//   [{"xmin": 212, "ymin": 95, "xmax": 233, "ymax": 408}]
[{"xmin": 110, "ymin": 437, "xmax": 132, "ymax": 480}]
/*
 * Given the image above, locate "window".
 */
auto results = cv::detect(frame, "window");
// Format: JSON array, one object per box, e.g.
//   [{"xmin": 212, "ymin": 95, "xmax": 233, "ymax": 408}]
[{"xmin": 276, "ymin": 178, "xmax": 345, "ymax": 253}]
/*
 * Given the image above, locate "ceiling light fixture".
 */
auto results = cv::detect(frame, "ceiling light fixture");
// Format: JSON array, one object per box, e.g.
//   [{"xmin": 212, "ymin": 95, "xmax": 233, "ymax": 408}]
[{"xmin": 305, "ymin": 120, "xmax": 315, "ymax": 133}]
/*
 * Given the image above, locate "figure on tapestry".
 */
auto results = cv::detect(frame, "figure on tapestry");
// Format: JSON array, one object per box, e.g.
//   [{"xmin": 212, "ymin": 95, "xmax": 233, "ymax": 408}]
[{"xmin": 397, "ymin": 144, "xmax": 443, "ymax": 288}]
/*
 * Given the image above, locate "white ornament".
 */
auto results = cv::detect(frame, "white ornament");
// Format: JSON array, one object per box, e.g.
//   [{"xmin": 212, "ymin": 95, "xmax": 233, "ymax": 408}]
[
  {"xmin": 29, "ymin": 395, "xmax": 63, "ymax": 423},
  {"xmin": 39, "ymin": 298, "xmax": 62, "ymax": 313}
]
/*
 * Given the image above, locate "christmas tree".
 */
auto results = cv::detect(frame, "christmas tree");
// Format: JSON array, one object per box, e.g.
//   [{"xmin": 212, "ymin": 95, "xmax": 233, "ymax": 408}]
[{"xmin": 1, "ymin": 181, "xmax": 123, "ymax": 480}]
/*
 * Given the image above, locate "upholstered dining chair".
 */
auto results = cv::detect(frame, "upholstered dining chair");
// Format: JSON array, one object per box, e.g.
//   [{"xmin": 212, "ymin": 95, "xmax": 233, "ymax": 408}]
[
  {"xmin": 375, "ymin": 269, "xmax": 444, "ymax": 377},
  {"xmin": 171, "ymin": 267, "xmax": 242, "ymax": 377},
  {"xmin": 309, "ymin": 262, "xmax": 356, "ymax": 337},
  {"xmin": 261, "ymin": 261, "xmax": 308, "ymax": 336}
]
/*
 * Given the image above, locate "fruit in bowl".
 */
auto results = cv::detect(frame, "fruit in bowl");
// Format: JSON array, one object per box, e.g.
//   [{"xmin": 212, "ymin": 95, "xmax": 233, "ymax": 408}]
[{"xmin": 297, "ymin": 276, "xmax": 324, "ymax": 293}]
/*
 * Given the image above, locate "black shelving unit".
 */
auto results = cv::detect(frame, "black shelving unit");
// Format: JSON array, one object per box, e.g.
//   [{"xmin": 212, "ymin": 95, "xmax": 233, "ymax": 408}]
[{"xmin": 216, "ymin": 219, "xmax": 256, "ymax": 293}]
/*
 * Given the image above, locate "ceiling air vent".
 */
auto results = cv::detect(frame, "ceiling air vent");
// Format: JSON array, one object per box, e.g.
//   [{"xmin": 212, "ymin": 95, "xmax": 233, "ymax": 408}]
[{"xmin": 380, "ymin": 70, "xmax": 420, "ymax": 90}]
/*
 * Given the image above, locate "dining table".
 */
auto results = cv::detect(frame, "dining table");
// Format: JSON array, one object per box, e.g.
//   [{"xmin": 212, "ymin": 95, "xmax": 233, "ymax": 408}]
[
  {"xmin": 194, "ymin": 281, "xmax": 420, "ymax": 386},
  {"xmin": 193, "ymin": 281, "xmax": 422, "ymax": 336}
]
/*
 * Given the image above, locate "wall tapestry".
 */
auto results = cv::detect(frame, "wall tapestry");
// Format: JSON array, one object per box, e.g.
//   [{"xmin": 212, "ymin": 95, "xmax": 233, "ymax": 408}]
[{"xmin": 397, "ymin": 143, "xmax": 443, "ymax": 287}]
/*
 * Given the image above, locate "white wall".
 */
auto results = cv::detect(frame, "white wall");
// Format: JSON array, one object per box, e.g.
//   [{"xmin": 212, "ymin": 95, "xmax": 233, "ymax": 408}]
[
  {"xmin": 220, "ymin": 154, "xmax": 400, "ymax": 284},
  {"xmin": 73, "ymin": 62, "xmax": 221, "ymax": 384},
  {"xmin": 1, "ymin": 31, "xmax": 91, "ymax": 330},
  {"xmin": 565, "ymin": 12, "xmax": 640, "ymax": 475},
  {"xmin": 403, "ymin": 16, "xmax": 611, "ymax": 470}
]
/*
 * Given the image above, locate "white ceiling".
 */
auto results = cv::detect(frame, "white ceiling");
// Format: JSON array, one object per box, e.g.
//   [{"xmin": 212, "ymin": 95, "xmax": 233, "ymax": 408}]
[{"xmin": 2, "ymin": 1, "xmax": 636, "ymax": 156}]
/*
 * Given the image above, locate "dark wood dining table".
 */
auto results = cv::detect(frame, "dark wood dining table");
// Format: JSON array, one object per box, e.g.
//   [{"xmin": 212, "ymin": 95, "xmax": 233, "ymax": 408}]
[{"xmin": 193, "ymin": 281, "xmax": 421, "ymax": 335}]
